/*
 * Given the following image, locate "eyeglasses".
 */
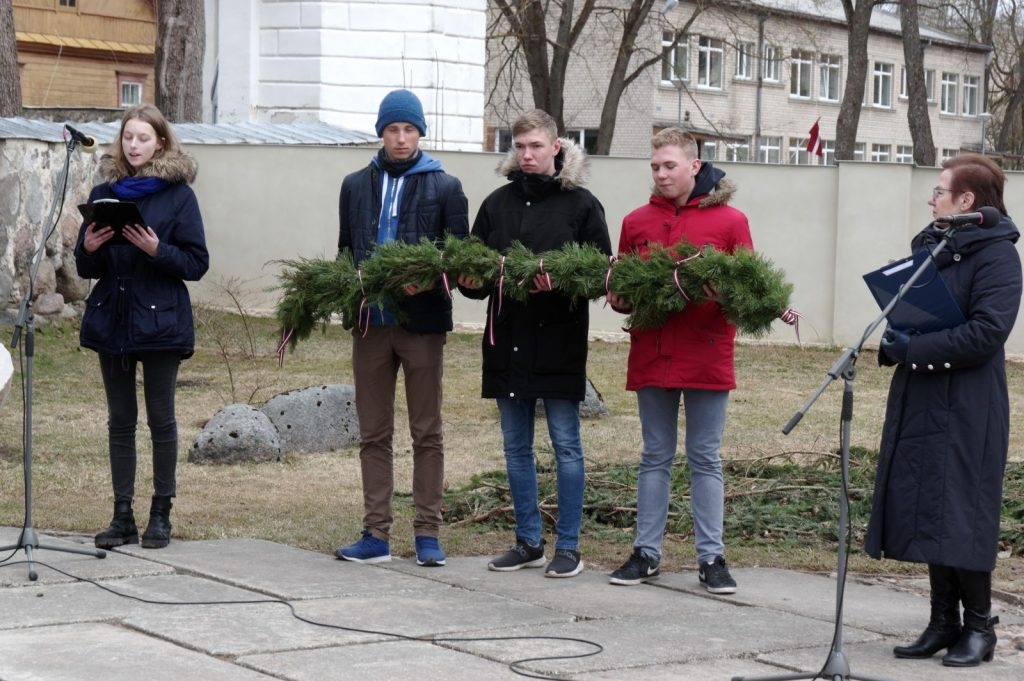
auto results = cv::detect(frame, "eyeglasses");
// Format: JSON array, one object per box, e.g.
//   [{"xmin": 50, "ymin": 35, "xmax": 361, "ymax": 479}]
[{"xmin": 932, "ymin": 186, "xmax": 959, "ymax": 199}]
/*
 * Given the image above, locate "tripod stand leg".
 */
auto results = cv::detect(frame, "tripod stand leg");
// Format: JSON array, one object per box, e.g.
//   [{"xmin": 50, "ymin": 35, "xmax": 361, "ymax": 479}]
[{"xmin": 1, "ymin": 527, "xmax": 106, "ymax": 582}]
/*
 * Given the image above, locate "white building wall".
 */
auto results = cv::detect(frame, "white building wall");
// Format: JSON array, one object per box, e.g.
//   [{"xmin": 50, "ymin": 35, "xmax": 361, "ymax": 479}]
[{"xmin": 204, "ymin": 0, "xmax": 487, "ymax": 151}]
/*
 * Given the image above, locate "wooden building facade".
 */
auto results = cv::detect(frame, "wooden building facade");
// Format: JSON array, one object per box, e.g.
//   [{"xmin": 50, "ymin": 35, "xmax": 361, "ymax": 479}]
[{"xmin": 13, "ymin": 0, "xmax": 155, "ymax": 113}]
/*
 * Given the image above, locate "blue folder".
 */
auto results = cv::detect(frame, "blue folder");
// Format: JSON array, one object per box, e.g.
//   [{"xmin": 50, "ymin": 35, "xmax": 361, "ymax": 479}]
[{"xmin": 862, "ymin": 249, "xmax": 966, "ymax": 333}]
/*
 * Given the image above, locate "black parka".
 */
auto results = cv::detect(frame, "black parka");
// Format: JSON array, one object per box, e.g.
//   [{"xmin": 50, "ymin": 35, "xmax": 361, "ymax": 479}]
[
  {"xmin": 461, "ymin": 139, "xmax": 611, "ymax": 401},
  {"xmin": 865, "ymin": 216, "xmax": 1022, "ymax": 572},
  {"xmin": 75, "ymin": 152, "xmax": 209, "ymax": 358}
]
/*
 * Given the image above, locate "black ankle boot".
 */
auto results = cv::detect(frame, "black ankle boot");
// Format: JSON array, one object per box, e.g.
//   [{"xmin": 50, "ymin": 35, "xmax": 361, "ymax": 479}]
[
  {"xmin": 140, "ymin": 495, "xmax": 173, "ymax": 549},
  {"xmin": 894, "ymin": 564, "xmax": 961, "ymax": 659},
  {"xmin": 94, "ymin": 500, "xmax": 139, "ymax": 549},
  {"xmin": 942, "ymin": 568, "xmax": 997, "ymax": 667}
]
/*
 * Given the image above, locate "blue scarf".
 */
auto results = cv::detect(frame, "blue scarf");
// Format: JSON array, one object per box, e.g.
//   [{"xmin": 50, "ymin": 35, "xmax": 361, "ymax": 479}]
[{"xmin": 110, "ymin": 176, "xmax": 170, "ymax": 200}]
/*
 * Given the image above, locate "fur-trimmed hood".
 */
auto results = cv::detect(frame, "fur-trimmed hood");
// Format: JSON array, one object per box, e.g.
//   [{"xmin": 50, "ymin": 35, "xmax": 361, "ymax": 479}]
[
  {"xmin": 99, "ymin": 150, "xmax": 198, "ymax": 185},
  {"xmin": 496, "ymin": 136, "xmax": 589, "ymax": 190},
  {"xmin": 651, "ymin": 160, "xmax": 736, "ymax": 208}
]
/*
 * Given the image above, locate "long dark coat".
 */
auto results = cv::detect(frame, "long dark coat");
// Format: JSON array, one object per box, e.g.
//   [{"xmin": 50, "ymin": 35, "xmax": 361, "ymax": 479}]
[
  {"xmin": 461, "ymin": 139, "xmax": 611, "ymax": 401},
  {"xmin": 864, "ymin": 216, "xmax": 1022, "ymax": 572}
]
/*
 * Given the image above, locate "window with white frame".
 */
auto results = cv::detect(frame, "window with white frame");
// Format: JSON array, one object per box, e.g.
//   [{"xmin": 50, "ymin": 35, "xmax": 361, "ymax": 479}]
[
  {"xmin": 735, "ymin": 42, "xmax": 755, "ymax": 80},
  {"xmin": 962, "ymin": 75, "xmax": 979, "ymax": 116},
  {"xmin": 941, "ymin": 72, "xmax": 958, "ymax": 114},
  {"xmin": 697, "ymin": 36, "xmax": 724, "ymax": 89},
  {"xmin": 926, "ymin": 70, "xmax": 935, "ymax": 101},
  {"xmin": 895, "ymin": 145, "xmax": 914, "ymax": 163},
  {"xmin": 758, "ymin": 136, "xmax": 782, "ymax": 164},
  {"xmin": 821, "ymin": 139, "xmax": 834, "ymax": 166},
  {"xmin": 941, "ymin": 148, "xmax": 959, "ymax": 161},
  {"xmin": 762, "ymin": 45, "xmax": 780, "ymax": 81},
  {"xmin": 117, "ymin": 72, "xmax": 144, "ymax": 108},
  {"xmin": 789, "ymin": 137, "xmax": 813, "ymax": 165},
  {"xmin": 854, "ymin": 142, "xmax": 866, "ymax": 161},
  {"xmin": 819, "ymin": 54, "xmax": 841, "ymax": 101},
  {"xmin": 873, "ymin": 62, "xmax": 893, "ymax": 107},
  {"xmin": 661, "ymin": 31, "xmax": 689, "ymax": 82},
  {"xmin": 701, "ymin": 141, "xmax": 717, "ymax": 161},
  {"xmin": 790, "ymin": 50, "xmax": 813, "ymax": 99},
  {"xmin": 567, "ymin": 128, "xmax": 599, "ymax": 155},
  {"xmin": 870, "ymin": 144, "xmax": 891, "ymax": 162},
  {"xmin": 495, "ymin": 129, "xmax": 513, "ymax": 152},
  {"xmin": 726, "ymin": 140, "xmax": 750, "ymax": 162}
]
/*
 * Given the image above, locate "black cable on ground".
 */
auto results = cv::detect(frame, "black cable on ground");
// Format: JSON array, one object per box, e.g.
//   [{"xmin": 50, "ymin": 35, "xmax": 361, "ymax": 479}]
[{"xmin": 0, "ymin": 557, "xmax": 604, "ymax": 680}]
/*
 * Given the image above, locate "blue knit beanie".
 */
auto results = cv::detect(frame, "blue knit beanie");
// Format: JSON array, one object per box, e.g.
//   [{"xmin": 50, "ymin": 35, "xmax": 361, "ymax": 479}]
[{"xmin": 375, "ymin": 89, "xmax": 427, "ymax": 137}]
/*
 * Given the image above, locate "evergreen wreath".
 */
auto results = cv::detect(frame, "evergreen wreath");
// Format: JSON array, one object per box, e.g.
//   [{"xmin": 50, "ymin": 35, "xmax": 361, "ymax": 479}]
[{"xmin": 274, "ymin": 236, "xmax": 792, "ymax": 350}]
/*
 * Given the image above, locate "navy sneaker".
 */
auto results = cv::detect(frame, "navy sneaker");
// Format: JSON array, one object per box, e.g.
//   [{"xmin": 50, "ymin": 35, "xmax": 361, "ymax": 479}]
[
  {"xmin": 335, "ymin": 530, "xmax": 391, "ymax": 564},
  {"xmin": 544, "ymin": 548, "xmax": 583, "ymax": 578},
  {"xmin": 609, "ymin": 548, "xmax": 661, "ymax": 585},
  {"xmin": 488, "ymin": 538, "xmax": 546, "ymax": 571},
  {"xmin": 699, "ymin": 555, "xmax": 737, "ymax": 594},
  {"xmin": 415, "ymin": 536, "xmax": 446, "ymax": 567}
]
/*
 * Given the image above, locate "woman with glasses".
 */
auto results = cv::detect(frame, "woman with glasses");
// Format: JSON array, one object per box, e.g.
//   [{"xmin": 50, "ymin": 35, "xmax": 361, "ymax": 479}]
[{"xmin": 865, "ymin": 153, "xmax": 1021, "ymax": 667}]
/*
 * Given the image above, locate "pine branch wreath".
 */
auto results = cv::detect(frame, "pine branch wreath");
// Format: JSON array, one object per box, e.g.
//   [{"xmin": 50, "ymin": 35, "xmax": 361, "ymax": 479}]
[{"xmin": 273, "ymin": 238, "xmax": 793, "ymax": 345}]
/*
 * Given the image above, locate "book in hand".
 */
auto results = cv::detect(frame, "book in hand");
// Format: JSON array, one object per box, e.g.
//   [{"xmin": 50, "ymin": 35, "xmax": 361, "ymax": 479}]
[
  {"xmin": 78, "ymin": 199, "xmax": 146, "ymax": 246},
  {"xmin": 862, "ymin": 249, "xmax": 966, "ymax": 334}
]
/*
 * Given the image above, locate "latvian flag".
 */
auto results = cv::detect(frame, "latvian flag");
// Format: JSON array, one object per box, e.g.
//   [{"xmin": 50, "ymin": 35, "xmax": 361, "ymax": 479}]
[{"xmin": 806, "ymin": 118, "xmax": 823, "ymax": 157}]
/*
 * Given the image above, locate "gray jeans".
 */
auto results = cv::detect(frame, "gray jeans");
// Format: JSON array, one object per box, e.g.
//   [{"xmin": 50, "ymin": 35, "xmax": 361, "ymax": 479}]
[{"xmin": 634, "ymin": 387, "xmax": 730, "ymax": 566}]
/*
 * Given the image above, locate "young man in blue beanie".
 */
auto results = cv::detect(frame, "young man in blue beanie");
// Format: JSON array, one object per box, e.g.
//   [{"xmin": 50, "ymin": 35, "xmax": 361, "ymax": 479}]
[{"xmin": 335, "ymin": 89, "xmax": 469, "ymax": 567}]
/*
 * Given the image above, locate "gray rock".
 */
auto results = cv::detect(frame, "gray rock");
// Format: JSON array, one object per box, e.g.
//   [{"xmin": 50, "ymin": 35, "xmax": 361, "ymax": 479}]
[
  {"xmin": 189, "ymin": 403, "xmax": 281, "ymax": 464},
  {"xmin": 33, "ymin": 292, "xmax": 64, "ymax": 316},
  {"xmin": 260, "ymin": 384, "xmax": 359, "ymax": 454},
  {"xmin": 580, "ymin": 378, "xmax": 610, "ymax": 418}
]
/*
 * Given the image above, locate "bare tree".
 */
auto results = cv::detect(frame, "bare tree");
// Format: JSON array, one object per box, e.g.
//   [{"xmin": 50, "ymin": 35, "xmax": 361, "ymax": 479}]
[
  {"xmin": 835, "ymin": 0, "xmax": 886, "ymax": 161},
  {"xmin": 155, "ymin": 0, "xmax": 205, "ymax": 122},
  {"xmin": 900, "ymin": 0, "xmax": 936, "ymax": 166},
  {"xmin": 0, "ymin": 0, "xmax": 21, "ymax": 117},
  {"xmin": 488, "ymin": 0, "xmax": 706, "ymax": 154}
]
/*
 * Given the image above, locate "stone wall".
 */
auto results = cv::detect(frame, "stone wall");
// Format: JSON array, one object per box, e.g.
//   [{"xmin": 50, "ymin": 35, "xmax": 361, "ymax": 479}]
[{"xmin": 0, "ymin": 139, "xmax": 100, "ymax": 319}]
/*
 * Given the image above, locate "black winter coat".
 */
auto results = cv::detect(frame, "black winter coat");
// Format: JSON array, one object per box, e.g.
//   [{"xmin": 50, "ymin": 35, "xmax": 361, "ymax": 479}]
[
  {"xmin": 865, "ymin": 216, "xmax": 1022, "ymax": 572},
  {"xmin": 462, "ymin": 139, "xmax": 611, "ymax": 401},
  {"xmin": 75, "ymin": 152, "xmax": 209, "ymax": 358},
  {"xmin": 338, "ymin": 153, "xmax": 468, "ymax": 334}
]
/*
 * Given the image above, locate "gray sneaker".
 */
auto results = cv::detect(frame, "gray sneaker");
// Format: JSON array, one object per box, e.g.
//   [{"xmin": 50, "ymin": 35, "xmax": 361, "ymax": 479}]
[{"xmin": 488, "ymin": 538, "xmax": 546, "ymax": 571}]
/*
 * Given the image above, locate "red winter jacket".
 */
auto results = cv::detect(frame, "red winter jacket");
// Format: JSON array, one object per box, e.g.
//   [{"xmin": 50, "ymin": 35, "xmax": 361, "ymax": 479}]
[{"xmin": 618, "ymin": 167, "xmax": 753, "ymax": 391}]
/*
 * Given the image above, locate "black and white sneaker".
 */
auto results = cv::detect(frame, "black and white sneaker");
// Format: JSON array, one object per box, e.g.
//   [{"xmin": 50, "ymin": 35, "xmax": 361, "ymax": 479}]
[
  {"xmin": 544, "ymin": 549, "xmax": 583, "ymax": 578},
  {"xmin": 488, "ymin": 538, "xmax": 546, "ymax": 571},
  {"xmin": 609, "ymin": 548, "xmax": 661, "ymax": 586},
  {"xmin": 699, "ymin": 555, "xmax": 738, "ymax": 594}
]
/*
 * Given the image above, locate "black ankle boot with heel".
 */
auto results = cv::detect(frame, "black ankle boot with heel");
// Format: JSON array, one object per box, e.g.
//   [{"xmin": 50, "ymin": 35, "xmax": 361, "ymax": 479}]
[
  {"xmin": 893, "ymin": 564, "xmax": 961, "ymax": 659},
  {"xmin": 942, "ymin": 568, "xmax": 998, "ymax": 667},
  {"xmin": 94, "ymin": 500, "xmax": 139, "ymax": 549},
  {"xmin": 140, "ymin": 495, "xmax": 173, "ymax": 549}
]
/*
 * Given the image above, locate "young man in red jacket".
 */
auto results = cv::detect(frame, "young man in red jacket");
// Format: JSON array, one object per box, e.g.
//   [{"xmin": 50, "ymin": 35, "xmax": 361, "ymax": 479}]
[{"xmin": 606, "ymin": 128, "xmax": 753, "ymax": 594}]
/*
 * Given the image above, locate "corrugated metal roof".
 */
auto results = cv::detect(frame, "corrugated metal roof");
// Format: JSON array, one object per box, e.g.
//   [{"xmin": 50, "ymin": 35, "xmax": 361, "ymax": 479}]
[{"xmin": 0, "ymin": 118, "xmax": 379, "ymax": 146}]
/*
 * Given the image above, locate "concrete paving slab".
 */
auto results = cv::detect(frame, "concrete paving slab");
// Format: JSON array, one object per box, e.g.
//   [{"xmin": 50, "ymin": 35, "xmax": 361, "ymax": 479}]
[
  {"xmin": 0, "ymin": 528, "xmax": 171, "ymax": 586},
  {"xmin": 756, "ymin": 639, "xmax": 1024, "ymax": 681},
  {"xmin": 116, "ymin": 537, "xmax": 442, "ymax": 599},
  {"xmin": 383, "ymin": 556, "xmax": 721, "ymax": 619},
  {"xmin": 0, "ymin": 622, "xmax": 275, "ymax": 681},
  {"xmin": 436, "ymin": 602, "xmax": 880, "ymax": 677},
  {"xmin": 239, "ymin": 640, "xmax": 527, "ymax": 680},
  {"xmin": 657, "ymin": 567, "xmax": 1023, "ymax": 637},
  {"xmin": 122, "ymin": 586, "xmax": 575, "ymax": 656},
  {"xmin": 577, "ymin": 657, "xmax": 805, "ymax": 680}
]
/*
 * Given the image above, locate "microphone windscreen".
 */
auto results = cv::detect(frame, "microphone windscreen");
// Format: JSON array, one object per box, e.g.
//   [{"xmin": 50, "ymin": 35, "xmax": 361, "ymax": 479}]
[
  {"xmin": 978, "ymin": 206, "xmax": 1002, "ymax": 227},
  {"xmin": 79, "ymin": 138, "xmax": 98, "ymax": 154}
]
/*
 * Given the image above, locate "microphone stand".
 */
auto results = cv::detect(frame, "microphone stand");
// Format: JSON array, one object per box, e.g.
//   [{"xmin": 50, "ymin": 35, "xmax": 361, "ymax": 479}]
[
  {"xmin": 733, "ymin": 226, "xmax": 959, "ymax": 681},
  {"xmin": 0, "ymin": 135, "xmax": 106, "ymax": 581}
]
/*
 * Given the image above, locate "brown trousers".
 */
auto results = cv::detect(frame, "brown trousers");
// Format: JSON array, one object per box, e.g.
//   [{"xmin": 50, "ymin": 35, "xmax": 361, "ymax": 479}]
[{"xmin": 352, "ymin": 326, "xmax": 446, "ymax": 540}]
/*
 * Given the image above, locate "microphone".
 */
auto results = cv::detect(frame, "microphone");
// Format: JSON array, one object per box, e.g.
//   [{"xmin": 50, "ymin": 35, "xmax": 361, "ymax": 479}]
[
  {"xmin": 934, "ymin": 206, "xmax": 1002, "ymax": 228},
  {"xmin": 64, "ymin": 124, "xmax": 98, "ymax": 153}
]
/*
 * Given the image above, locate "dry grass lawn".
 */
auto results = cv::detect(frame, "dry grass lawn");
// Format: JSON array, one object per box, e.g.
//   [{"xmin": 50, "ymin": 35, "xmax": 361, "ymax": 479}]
[{"xmin": 2, "ymin": 310, "xmax": 1023, "ymax": 585}]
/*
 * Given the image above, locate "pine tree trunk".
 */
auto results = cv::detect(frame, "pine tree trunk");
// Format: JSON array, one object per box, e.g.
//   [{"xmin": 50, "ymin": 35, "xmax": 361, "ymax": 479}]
[{"xmin": 0, "ymin": 0, "xmax": 22, "ymax": 117}]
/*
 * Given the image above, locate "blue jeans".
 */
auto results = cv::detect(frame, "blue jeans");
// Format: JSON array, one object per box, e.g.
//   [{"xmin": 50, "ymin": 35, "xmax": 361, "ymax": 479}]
[
  {"xmin": 634, "ymin": 387, "xmax": 729, "ymax": 566},
  {"xmin": 496, "ymin": 398, "xmax": 584, "ymax": 551}
]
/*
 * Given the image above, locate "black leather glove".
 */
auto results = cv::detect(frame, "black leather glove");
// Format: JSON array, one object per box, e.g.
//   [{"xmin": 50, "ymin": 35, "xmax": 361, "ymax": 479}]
[{"xmin": 878, "ymin": 328, "xmax": 911, "ymax": 367}]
